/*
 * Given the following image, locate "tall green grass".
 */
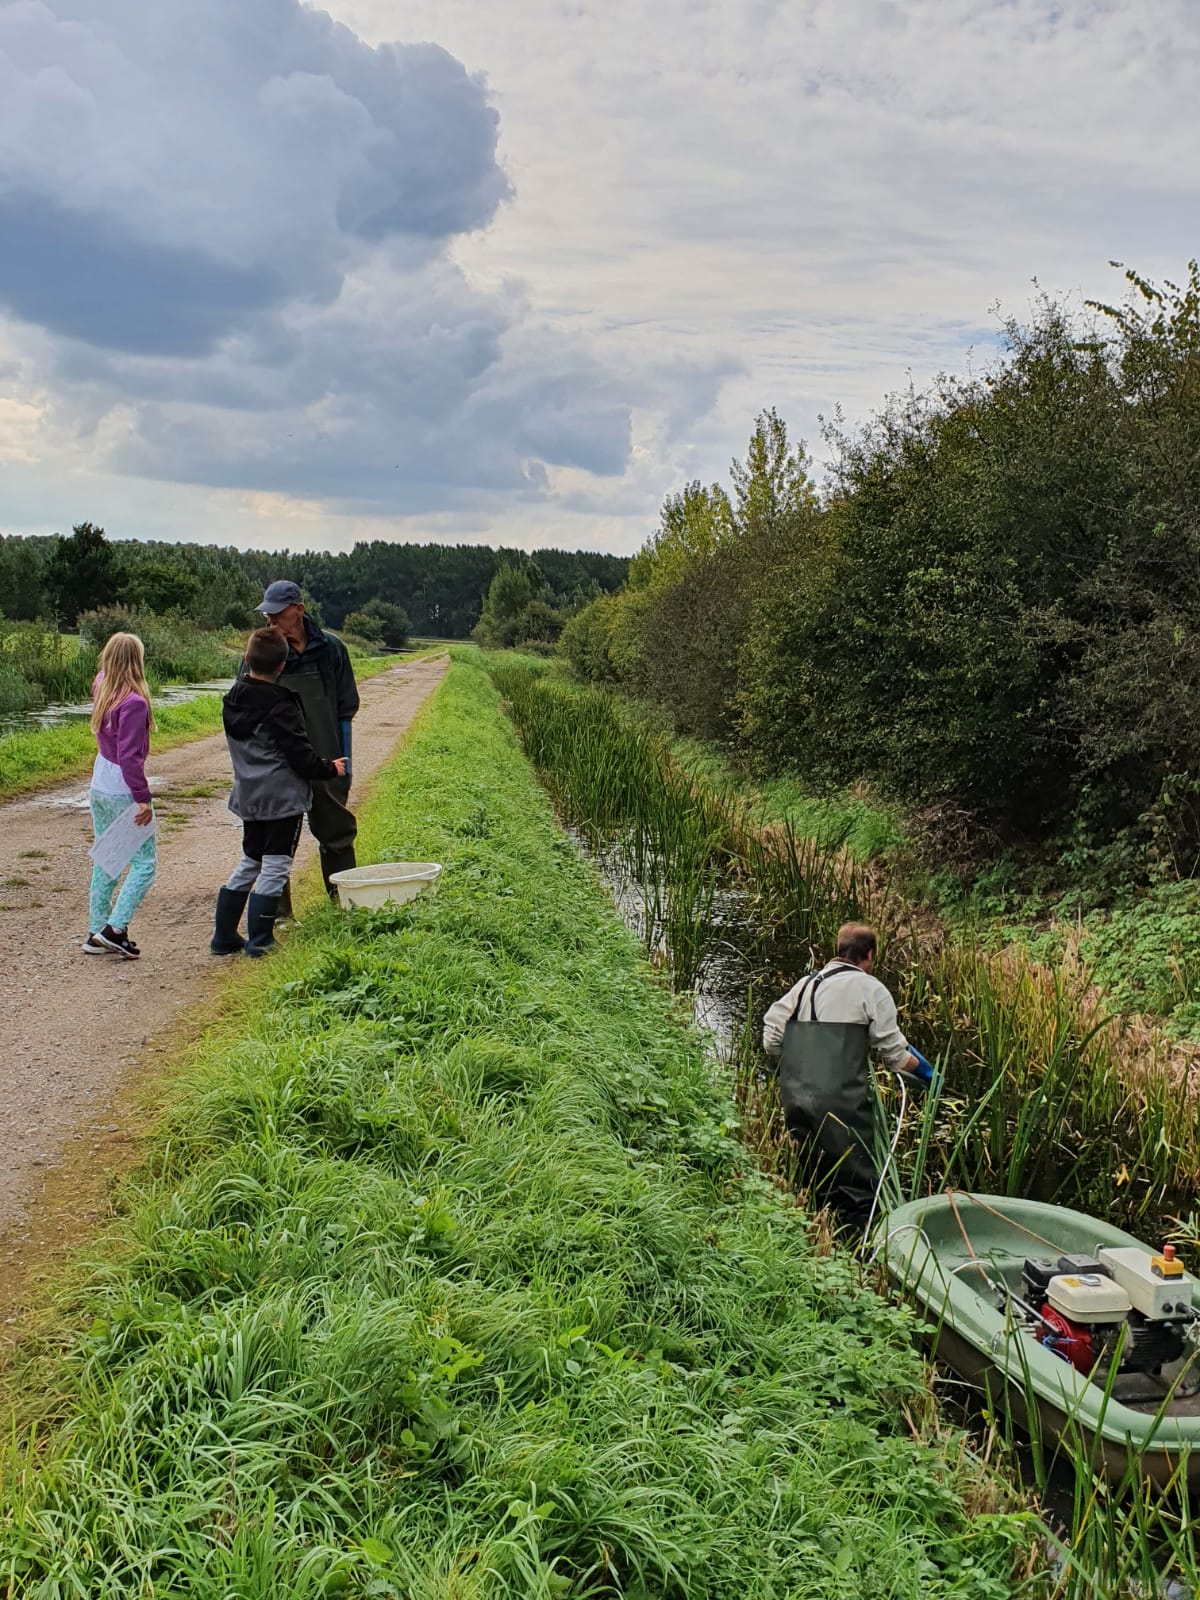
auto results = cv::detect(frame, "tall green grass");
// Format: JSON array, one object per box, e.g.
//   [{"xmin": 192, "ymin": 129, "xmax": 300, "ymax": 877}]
[
  {"xmin": 0, "ymin": 619, "xmax": 236, "ymax": 718},
  {"xmin": 671, "ymin": 737, "xmax": 905, "ymax": 864},
  {"xmin": 487, "ymin": 655, "xmax": 1200, "ymax": 1598},
  {"xmin": 0, "ymin": 659, "xmax": 1030, "ymax": 1597},
  {"xmin": 77, "ymin": 608, "xmax": 238, "ymax": 687},
  {"xmin": 0, "ymin": 625, "xmax": 91, "ymax": 714}
]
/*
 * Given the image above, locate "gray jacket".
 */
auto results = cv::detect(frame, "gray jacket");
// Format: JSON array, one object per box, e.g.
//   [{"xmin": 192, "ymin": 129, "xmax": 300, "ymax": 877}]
[{"xmin": 223, "ymin": 676, "xmax": 338, "ymax": 821}]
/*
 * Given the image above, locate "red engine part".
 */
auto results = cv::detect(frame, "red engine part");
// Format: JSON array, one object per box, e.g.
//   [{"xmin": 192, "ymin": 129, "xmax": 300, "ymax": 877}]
[{"xmin": 1038, "ymin": 1304, "xmax": 1096, "ymax": 1373}]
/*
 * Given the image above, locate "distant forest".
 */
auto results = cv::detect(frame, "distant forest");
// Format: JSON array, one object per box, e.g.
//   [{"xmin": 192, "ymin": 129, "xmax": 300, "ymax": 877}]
[{"xmin": 0, "ymin": 531, "xmax": 628, "ymax": 639}]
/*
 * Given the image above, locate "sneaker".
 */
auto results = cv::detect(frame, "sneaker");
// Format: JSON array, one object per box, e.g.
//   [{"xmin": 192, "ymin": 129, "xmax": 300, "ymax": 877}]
[
  {"xmin": 95, "ymin": 924, "xmax": 141, "ymax": 960},
  {"xmin": 81, "ymin": 933, "xmax": 112, "ymax": 953}
]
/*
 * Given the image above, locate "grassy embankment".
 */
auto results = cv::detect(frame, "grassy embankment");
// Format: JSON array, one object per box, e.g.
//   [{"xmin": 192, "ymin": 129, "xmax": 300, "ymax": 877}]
[
  {"xmin": 487, "ymin": 656, "xmax": 1200, "ymax": 1596},
  {"xmin": 0, "ymin": 656, "xmax": 1028, "ymax": 1597},
  {"xmin": 0, "ymin": 647, "xmax": 429, "ymax": 803}
]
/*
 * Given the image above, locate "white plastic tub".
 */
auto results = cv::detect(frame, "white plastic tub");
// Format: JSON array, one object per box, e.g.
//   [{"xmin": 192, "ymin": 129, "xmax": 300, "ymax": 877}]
[{"xmin": 328, "ymin": 861, "xmax": 442, "ymax": 910}]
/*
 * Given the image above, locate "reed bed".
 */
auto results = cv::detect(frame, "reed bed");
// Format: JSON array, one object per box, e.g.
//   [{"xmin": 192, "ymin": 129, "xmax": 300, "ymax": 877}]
[{"xmin": 488, "ymin": 660, "xmax": 1200, "ymax": 1238}]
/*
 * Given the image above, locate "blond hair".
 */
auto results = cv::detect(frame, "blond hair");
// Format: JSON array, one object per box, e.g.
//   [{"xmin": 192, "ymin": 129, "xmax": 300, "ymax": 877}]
[{"xmin": 90, "ymin": 633, "xmax": 155, "ymax": 736}]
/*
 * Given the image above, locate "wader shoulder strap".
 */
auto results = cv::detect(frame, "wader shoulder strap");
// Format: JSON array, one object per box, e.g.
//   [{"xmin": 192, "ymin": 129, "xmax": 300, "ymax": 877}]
[
  {"xmin": 314, "ymin": 640, "xmax": 338, "ymax": 698},
  {"xmin": 788, "ymin": 962, "xmax": 859, "ymax": 1023}
]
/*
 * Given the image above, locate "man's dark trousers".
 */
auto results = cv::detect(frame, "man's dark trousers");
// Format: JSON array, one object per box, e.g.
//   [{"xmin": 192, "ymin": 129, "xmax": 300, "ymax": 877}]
[
  {"xmin": 277, "ymin": 778, "xmax": 356, "ymax": 916},
  {"xmin": 309, "ymin": 775, "xmax": 358, "ymax": 895}
]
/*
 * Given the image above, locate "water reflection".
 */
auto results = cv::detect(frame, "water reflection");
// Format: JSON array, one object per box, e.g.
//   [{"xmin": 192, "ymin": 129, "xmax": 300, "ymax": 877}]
[{"xmin": 0, "ymin": 680, "xmax": 234, "ymax": 738}]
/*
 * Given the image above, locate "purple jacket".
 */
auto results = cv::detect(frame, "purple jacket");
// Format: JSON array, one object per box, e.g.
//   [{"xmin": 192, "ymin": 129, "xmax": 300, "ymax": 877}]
[{"xmin": 94, "ymin": 684, "xmax": 152, "ymax": 803}]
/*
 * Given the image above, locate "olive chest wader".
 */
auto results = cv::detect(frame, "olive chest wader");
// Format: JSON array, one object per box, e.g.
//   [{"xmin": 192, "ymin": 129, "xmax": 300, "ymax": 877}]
[{"xmin": 776, "ymin": 964, "xmax": 879, "ymax": 1225}]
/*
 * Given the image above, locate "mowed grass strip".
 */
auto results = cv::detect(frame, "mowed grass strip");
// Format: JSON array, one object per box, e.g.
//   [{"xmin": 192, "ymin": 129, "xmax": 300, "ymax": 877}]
[{"xmin": 0, "ymin": 658, "xmax": 1029, "ymax": 1598}]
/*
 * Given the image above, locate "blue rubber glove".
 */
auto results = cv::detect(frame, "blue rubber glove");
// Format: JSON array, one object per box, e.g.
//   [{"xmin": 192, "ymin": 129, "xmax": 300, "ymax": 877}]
[
  {"xmin": 908, "ymin": 1047, "xmax": 938, "ymax": 1086},
  {"xmin": 338, "ymin": 720, "xmax": 353, "ymax": 789}
]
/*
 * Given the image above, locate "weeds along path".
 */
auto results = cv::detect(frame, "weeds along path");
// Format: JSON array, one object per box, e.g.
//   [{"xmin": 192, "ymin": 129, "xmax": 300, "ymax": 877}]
[{"xmin": 0, "ymin": 655, "xmax": 447, "ymax": 1266}]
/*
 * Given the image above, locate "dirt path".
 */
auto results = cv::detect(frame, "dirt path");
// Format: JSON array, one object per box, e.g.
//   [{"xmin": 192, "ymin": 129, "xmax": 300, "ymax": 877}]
[{"xmin": 0, "ymin": 655, "xmax": 446, "ymax": 1275}]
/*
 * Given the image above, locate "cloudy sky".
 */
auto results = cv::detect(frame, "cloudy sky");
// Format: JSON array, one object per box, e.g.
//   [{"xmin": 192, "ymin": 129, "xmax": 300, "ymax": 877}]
[{"xmin": 1, "ymin": 0, "xmax": 1198, "ymax": 556}]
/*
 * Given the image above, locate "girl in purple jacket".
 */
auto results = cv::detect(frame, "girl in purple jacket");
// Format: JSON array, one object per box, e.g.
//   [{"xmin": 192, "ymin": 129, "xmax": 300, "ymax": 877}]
[{"xmin": 83, "ymin": 633, "xmax": 157, "ymax": 960}]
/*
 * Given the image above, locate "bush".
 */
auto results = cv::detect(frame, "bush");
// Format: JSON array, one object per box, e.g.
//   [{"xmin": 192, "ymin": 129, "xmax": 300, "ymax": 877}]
[
  {"xmin": 558, "ymin": 592, "xmax": 623, "ymax": 683},
  {"xmin": 509, "ymin": 597, "xmax": 564, "ymax": 652},
  {"xmin": 472, "ymin": 565, "xmax": 567, "ymax": 650},
  {"xmin": 78, "ymin": 606, "xmax": 232, "ymax": 683},
  {"xmin": 342, "ymin": 609, "xmax": 384, "ymax": 644},
  {"xmin": 355, "ymin": 597, "xmax": 411, "ymax": 649},
  {"xmin": 615, "ymin": 269, "xmax": 1200, "ymax": 881},
  {"xmin": 633, "ymin": 543, "xmax": 749, "ymax": 741}
]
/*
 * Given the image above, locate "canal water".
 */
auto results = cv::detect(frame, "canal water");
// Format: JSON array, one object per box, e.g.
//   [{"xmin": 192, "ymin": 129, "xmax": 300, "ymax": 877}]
[{"xmin": 0, "ymin": 679, "xmax": 234, "ymax": 738}]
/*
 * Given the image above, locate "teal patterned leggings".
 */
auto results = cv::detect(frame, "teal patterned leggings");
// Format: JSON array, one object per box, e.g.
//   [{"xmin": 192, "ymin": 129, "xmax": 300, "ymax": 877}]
[{"xmin": 89, "ymin": 790, "xmax": 157, "ymax": 933}]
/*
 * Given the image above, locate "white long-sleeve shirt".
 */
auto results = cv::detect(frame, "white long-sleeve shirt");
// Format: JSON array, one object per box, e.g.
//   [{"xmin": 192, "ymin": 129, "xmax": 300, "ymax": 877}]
[{"xmin": 761, "ymin": 960, "xmax": 911, "ymax": 1069}]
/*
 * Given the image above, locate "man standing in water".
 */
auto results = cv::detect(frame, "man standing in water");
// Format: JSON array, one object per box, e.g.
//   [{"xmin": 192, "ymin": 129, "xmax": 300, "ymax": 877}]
[
  {"xmin": 762, "ymin": 922, "xmax": 921, "ymax": 1225},
  {"xmin": 249, "ymin": 581, "xmax": 360, "ymax": 900}
]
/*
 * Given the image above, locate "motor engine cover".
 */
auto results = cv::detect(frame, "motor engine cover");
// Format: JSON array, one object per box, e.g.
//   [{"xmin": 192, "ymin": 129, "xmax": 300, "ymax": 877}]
[
  {"xmin": 1039, "ymin": 1305, "xmax": 1098, "ymax": 1373},
  {"xmin": 1038, "ymin": 1305, "xmax": 1186, "ymax": 1377},
  {"xmin": 1045, "ymin": 1273, "xmax": 1132, "ymax": 1322}
]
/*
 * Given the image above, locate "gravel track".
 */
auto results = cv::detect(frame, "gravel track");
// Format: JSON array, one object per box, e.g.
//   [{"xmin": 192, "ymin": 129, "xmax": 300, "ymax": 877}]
[{"xmin": 0, "ymin": 655, "xmax": 446, "ymax": 1266}]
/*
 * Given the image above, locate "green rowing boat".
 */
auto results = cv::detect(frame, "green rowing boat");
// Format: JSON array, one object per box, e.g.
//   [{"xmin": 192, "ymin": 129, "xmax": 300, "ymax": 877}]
[{"xmin": 874, "ymin": 1192, "xmax": 1200, "ymax": 1487}]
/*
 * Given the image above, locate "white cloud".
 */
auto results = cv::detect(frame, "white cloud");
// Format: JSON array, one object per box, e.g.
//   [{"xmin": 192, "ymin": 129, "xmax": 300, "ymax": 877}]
[{"xmin": 3, "ymin": 0, "xmax": 1200, "ymax": 551}]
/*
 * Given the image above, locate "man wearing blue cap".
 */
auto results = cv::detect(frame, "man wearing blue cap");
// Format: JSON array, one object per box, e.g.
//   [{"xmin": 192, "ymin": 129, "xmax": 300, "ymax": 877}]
[{"xmin": 246, "ymin": 581, "xmax": 360, "ymax": 900}]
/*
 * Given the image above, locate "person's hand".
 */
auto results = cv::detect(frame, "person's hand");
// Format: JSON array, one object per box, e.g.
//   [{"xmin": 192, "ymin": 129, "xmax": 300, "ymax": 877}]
[
  {"xmin": 331, "ymin": 757, "xmax": 348, "ymax": 778},
  {"xmin": 134, "ymin": 803, "xmax": 154, "ymax": 826},
  {"xmin": 906, "ymin": 1048, "xmax": 939, "ymax": 1088}
]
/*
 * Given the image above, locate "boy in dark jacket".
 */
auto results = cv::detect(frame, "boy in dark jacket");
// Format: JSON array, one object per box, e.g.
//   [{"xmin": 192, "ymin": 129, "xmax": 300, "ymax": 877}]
[
  {"xmin": 212, "ymin": 628, "xmax": 346, "ymax": 958},
  {"xmin": 247, "ymin": 581, "xmax": 360, "ymax": 901}
]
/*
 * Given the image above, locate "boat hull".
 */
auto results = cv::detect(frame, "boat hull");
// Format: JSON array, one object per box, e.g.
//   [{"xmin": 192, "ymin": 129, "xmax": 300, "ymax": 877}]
[{"xmin": 875, "ymin": 1194, "xmax": 1200, "ymax": 1490}]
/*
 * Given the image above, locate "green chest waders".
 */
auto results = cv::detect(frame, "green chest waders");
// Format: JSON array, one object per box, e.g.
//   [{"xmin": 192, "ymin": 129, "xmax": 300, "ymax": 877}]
[{"xmin": 777, "ymin": 966, "xmax": 879, "ymax": 1225}]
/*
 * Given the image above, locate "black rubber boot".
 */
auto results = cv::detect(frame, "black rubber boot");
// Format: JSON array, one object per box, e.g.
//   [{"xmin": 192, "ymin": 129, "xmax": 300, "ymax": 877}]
[
  {"xmin": 245, "ymin": 893, "xmax": 281, "ymax": 958},
  {"xmin": 210, "ymin": 887, "xmax": 249, "ymax": 955},
  {"xmin": 320, "ymin": 845, "xmax": 357, "ymax": 901}
]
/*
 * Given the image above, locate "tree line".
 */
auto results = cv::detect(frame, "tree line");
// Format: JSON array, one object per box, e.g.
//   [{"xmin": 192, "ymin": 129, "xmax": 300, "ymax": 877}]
[
  {"xmin": 0, "ymin": 527, "xmax": 628, "ymax": 644},
  {"xmin": 560, "ymin": 263, "xmax": 1200, "ymax": 887}
]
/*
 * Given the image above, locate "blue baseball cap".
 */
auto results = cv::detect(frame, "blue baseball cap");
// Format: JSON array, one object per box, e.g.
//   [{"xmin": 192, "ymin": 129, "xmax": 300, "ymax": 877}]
[{"xmin": 258, "ymin": 580, "xmax": 304, "ymax": 615}]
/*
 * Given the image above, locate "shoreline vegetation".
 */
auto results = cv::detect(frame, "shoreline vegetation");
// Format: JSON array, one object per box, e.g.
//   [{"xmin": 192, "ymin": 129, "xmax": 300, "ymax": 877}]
[
  {"xmin": 536, "ymin": 664, "xmax": 1200, "ymax": 1055},
  {"xmin": 0, "ymin": 655, "xmax": 1032, "ymax": 1596},
  {"xmin": 485, "ymin": 654, "xmax": 1200, "ymax": 1233}
]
